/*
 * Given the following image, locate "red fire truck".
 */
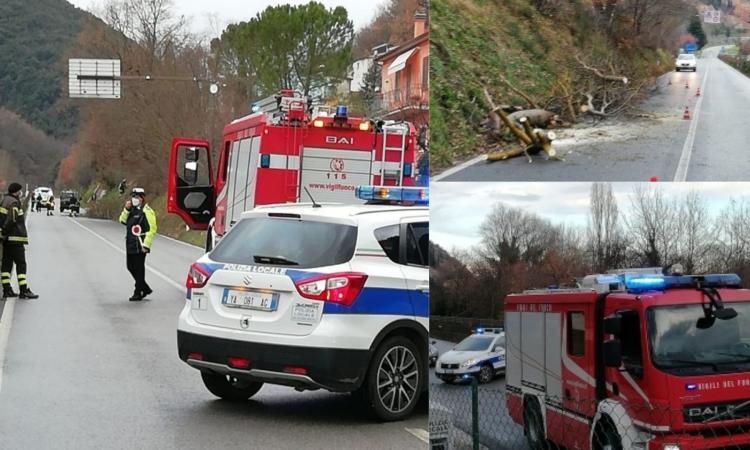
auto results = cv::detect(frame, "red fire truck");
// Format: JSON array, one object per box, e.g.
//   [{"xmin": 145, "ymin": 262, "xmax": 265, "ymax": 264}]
[
  {"xmin": 166, "ymin": 89, "xmax": 419, "ymax": 250},
  {"xmin": 505, "ymin": 271, "xmax": 750, "ymax": 450}
]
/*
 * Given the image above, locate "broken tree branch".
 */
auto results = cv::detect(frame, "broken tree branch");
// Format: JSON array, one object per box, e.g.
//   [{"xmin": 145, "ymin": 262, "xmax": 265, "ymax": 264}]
[
  {"xmin": 483, "ymin": 88, "xmax": 532, "ymax": 145},
  {"xmin": 497, "ymin": 73, "xmax": 540, "ymax": 109},
  {"xmin": 575, "ymin": 54, "xmax": 629, "ymax": 84}
]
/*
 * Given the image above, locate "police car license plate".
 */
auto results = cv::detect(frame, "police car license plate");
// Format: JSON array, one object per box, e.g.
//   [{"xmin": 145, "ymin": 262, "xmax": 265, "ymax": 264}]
[{"xmin": 222, "ymin": 289, "xmax": 278, "ymax": 311}]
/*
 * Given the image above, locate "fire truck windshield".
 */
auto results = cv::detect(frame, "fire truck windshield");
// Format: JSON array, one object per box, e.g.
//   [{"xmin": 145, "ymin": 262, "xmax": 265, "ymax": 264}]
[
  {"xmin": 454, "ymin": 336, "xmax": 495, "ymax": 352},
  {"xmin": 647, "ymin": 302, "xmax": 750, "ymax": 375}
]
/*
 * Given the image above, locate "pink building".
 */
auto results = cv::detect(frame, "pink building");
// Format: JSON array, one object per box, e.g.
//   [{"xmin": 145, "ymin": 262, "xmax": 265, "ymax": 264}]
[{"xmin": 375, "ymin": 11, "xmax": 429, "ymax": 126}]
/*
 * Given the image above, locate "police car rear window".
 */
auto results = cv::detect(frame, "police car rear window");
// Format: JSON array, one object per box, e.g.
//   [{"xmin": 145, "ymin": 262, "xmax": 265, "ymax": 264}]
[{"xmin": 210, "ymin": 217, "xmax": 357, "ymax": 268}]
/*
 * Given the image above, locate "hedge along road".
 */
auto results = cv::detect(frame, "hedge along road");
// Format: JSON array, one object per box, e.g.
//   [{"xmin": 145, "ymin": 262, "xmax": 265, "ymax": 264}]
[
  {"xmin": 0, "ymin": 213, "xmax": 427, "ymax": 450},
  {"xmin": 435, "ymin": 46, "xmax": 750, "ymax": 183}
]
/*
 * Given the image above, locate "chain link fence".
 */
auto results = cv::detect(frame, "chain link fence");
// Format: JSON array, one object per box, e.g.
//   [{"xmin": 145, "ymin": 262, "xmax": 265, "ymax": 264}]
[{"xmin": 429, "ymin": 379, "xmax": 750, "ymax": 449}]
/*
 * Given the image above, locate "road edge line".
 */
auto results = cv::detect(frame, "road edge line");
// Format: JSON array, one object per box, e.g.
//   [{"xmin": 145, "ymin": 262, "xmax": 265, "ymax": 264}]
[
  {"xmin": 673, "ymin": 65, "xmax": 711, "ymax": 182},
  {"xmin": 67, "ymin": 217, "xmax": 185, "ymax": 293},
  {"xmin": 0, "ymin": 297, "xmax": 16, "ymax": 393},
  {"xmin": 432, "ymin": 155, "xmax": 487, "ymax": 182},
  {"xmin": 404, "ymin": 427, "xmax": 430, "ymax": 444}
]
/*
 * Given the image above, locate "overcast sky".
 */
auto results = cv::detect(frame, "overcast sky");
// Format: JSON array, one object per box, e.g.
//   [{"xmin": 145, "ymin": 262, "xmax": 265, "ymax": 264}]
[
  {"xmin": 66, "ymin": 0, "xmax": 387, "ymax": 38},
  {"xmin": 431, "ymin": 182, "xmax": 750, "ymax": 253}
]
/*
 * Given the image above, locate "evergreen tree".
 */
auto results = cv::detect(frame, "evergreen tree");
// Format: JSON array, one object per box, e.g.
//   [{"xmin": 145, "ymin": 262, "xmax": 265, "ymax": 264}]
[
  {"xmin": 361, "ymin": 62, "xmax": 381, "ymax": 116},
  {"xmin": 688, "ymin": 15, "xmax": 708, "ymax": 49}
]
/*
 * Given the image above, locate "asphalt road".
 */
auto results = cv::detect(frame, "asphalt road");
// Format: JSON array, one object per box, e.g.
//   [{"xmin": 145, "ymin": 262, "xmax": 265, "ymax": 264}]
[
  {"xmin": 436, "ymin": 46, "xmax": 750, "ymax": 182},
  {"xmin": 429, "ymin": 340, "xmax": 527, "ymax": 450},
  {"xmin": 0, "ymin": 212, "xmax": 427, "ymax": 450}
]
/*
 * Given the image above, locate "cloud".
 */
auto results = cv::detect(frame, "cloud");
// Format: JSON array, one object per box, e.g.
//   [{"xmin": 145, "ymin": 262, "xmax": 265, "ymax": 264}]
[{"xmin": 431, "ymin": 182, "xmax": 750, "ymax": 251}]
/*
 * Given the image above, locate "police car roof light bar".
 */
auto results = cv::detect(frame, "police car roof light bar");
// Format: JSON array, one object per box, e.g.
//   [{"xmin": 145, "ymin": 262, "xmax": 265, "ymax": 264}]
[{"xmin": 355, "ymin": 186, "xmax": 429, "ymax": 205}]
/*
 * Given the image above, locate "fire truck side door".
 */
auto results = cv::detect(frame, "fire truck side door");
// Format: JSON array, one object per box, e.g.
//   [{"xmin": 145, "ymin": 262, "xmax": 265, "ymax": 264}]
[{"xmin": 167, "ymin": 138, "xmax": 215, "ymax": 230}]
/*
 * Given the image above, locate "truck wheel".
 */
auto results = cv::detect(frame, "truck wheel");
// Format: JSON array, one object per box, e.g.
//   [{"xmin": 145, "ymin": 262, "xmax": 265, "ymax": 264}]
[
  {"xmin": 361, "ymin": 335, "xmax": 424, "ymax": 421},
  {"xmin": 594, "ymin": 421, "xmax": 622, "ymax": 450},
  {"xmin": 523, "ymin": 399, "xmax": 548, "ymax": 450},
  {"xmin": 200, "ymin": 371, "xmax": 263, "ymax": 401},
  {"xmin": 477, "ymin": 365, "xmax": 494, "ymax": 384}
]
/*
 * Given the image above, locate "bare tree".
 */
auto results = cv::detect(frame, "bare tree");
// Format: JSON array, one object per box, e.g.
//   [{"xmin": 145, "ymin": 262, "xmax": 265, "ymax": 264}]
[
  {"xmin": 675, "ymin": 190, "xmax": 710, "ymax": 274},
  {"xmin": 587, "ymin": 183, "xmax": 625, "ymax": 272},
  {"xmin": 102, "ymin": 0, "xmax": 188, "ymax": 65},
  {"xmin": 625, "ymin": 185, "xmax": 680, "ymax": 268}
]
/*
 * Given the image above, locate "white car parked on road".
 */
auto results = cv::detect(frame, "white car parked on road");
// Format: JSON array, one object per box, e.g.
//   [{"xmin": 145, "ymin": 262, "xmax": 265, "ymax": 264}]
[
  {"xmin": 177, "ymin": 186, "xmax": 429, "ymax": 421},
  {"xmin": 435, "ymin": 328, "xmax": 506, "ymax": 384},
  {"xmin": 675, "ymin": 53, "xmax": 697, "ymax": 72}
]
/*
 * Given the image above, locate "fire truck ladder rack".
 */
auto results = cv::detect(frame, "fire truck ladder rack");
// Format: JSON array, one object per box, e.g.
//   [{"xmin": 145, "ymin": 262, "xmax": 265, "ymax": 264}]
[
  {"xmin": 522, "ymin": 288, "xmax": 596, "ymax": 294},
  {"xmin": 380, "ymin": 123, "xmax": 410, "ymax": 187}
]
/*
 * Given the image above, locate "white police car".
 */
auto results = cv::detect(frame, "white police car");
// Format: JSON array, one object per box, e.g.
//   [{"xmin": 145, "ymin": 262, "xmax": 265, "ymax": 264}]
[
  {"xmin": 177, "ymin": 186, "xmax": 429, "ymax": 421},
  {"xmin": 435, "ymin": 328, "xmax": 506, "ymax": 384}
]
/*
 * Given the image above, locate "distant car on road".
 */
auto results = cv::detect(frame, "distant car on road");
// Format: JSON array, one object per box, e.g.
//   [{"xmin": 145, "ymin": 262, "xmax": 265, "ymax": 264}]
[
  {"xmin": 676, "ymin": 53, "xmax": 697, "ymax": 72},
  {"xmin": 177, "ymin": 186, "xmax": 429, "ymax": 421},
  {"xmin": 59, "ymin": 190, "xmax": 80, "ymax": 215},
  {"xmin": 435, "ymin": 328, "xmax": 506, "ymax": 384}
]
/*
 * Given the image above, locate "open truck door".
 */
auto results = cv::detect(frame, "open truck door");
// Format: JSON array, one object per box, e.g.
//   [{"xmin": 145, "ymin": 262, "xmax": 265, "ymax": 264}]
[{"xmin": 167, "ymin": 138, "xmax": 215, "ymax": 230}]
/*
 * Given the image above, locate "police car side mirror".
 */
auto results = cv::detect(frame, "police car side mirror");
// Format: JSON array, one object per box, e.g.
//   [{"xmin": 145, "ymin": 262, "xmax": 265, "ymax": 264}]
[
  {"xmin": 603, "ymin": 316, "xmax": 622, "ymax": 336},
  {"xmin": 493, "ymin": 346, "xmax": 502, "ymax": 353},
  {"xmin": 603, "ymin": 340, "xmax": 622, "ymax": 368}
]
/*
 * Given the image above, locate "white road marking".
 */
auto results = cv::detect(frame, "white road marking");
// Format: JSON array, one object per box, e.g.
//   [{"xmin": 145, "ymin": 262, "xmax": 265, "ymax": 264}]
[
  {"xmin": 157, "ymin": 233, "xmax": 202, "ymax": 250},
  {"xmin": 0, "ymin": 297, "xmax": 16, "ymax": 393},
  {"xmin": 404, "ymin": 427, "xmax": 429, "ymax": 443},
  {"xmin": 673, "ymin": 60, "xmax": 711, "ymax": 182},
  {"xmin": 432, "ymin": 154, "xmax": 487, "ymax": 181},
  {"xmin": 67, "ymin": 218, "xmax": 184, "ymax": 292}
]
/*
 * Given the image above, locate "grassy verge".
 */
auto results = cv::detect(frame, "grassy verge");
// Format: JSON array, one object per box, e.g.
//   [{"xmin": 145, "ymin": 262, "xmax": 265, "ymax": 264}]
[
  {"xmin": 431, "ymin": 0, "xmax": 674, "ymax": 171},
  {"xmin": 83, "ymin": 185, "xmax": 206, "ymax": 248},
  {"xmin": 718, "ymin": 54, "xmax": 750, "ymax": 77}
]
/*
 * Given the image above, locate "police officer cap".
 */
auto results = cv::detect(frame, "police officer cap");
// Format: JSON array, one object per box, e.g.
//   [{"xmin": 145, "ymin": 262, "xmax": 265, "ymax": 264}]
[
  {"xmin": 7, "ymin": 183, "xmax": 22, "ymax": 194},
  {"xmin": 131, "ymin": 187, "xmax": 145, "ymax": 196}
]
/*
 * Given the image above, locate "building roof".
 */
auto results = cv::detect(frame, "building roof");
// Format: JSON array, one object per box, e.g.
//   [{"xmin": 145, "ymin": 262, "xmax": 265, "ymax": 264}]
[{"xmin": 375, "ymin": 32, "xmax": 428, "ymax": 63}]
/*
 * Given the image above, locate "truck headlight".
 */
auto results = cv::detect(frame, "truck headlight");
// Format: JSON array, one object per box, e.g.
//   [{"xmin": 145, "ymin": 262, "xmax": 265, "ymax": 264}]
[
  {"xmin": 461, "ymin": 359, "xmax": 479, "ymax": 368},
  {"xmin": 663, "ymin": 444, "xmax": 680, "ymax": 450}
]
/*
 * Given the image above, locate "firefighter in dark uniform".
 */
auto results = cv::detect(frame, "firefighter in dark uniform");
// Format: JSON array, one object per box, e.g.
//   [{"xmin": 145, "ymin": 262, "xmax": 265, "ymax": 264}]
[
  {"xmin": 1, "ymin": 183, "xmax": 39, "ymax": 299},
  {"xmin": 119, "ymin": 187, "xmax": 157, "ymax": 301}
]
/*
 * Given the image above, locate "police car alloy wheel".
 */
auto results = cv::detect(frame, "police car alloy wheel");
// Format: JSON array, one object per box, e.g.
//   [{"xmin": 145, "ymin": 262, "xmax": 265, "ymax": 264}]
[
  {"xmin": 478, "ymin": 365, "xmax": 493, "ymax": 384},
  {"xmin": 201, "ymin": 371, "xmax": 263, "ymax": 401},
  {"xmin": 362, "ymin": 336, "xmax": 424, "ymax": 421}
]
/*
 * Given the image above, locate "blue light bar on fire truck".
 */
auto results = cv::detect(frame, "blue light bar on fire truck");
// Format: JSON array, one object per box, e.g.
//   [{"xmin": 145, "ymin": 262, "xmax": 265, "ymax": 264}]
[
  {"xmin": 596, "ymin": 273, "xmax": 741, "ymax": 293},
  {"xmin": 355, "ymin": 186, "xmax": 429, "ymax": 205}
]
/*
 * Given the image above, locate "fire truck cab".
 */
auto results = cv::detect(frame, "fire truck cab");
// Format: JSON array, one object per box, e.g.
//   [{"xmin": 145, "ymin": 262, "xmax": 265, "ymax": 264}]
[
  {"xmin": 166, "ymin": 89, "xmax": 419, "ymax": 251},
  {"xmin": 505, "ymin": 271, "xmax": 750, "ymax": 450}
]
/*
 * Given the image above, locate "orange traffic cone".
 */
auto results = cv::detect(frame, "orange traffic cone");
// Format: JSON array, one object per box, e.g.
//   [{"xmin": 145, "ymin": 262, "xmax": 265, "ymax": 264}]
[
  {"xmin": 683, "ymin": 106, "xmax": 691, "ymax": 120},
  {"xmin": 696, "ymin": 87, "xmax": 701, "ymax": 97}
]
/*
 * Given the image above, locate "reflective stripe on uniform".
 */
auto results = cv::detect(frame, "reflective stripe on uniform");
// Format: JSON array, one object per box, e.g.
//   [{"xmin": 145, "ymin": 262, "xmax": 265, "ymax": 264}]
[
  {"xmin": 0, "ymin": 207, "xmax": 7, "ymax": 213},
  {"xmin": 1, "ymin": 272, "xmax": 10, "ymax": 285},
  {"xmin": 18, "ymin": 278, "xmax": 27, "ymax": 286},
  {"xmin": 17, "ymin": 274, "xmax": 26, "ymax": 279},
  {"xmin": 7, "ymin": 236, "xmax": 28, "ymax": 243}
]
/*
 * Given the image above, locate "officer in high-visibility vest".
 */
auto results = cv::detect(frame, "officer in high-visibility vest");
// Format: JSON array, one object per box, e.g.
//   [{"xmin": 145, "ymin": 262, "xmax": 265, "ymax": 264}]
[
  {"xmin": 0, "ymin": 183, "xmax": 38, "ymax": 299},
  {"xmin": 119, "ymin": 187, "xmax": 157, "ymax": 301}
]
